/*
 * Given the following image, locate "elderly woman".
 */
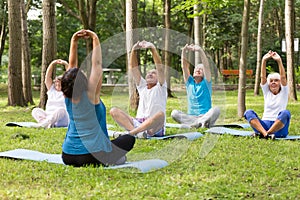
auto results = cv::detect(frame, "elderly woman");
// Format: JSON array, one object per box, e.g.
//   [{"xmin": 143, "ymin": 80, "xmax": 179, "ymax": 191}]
[
  {"xmin": 31, "ymin": 59, "xmax": 69, "ymax": 128},
  {"xmin": 244, "ymin": 50, "xmax": 291, "ymax": 139}
]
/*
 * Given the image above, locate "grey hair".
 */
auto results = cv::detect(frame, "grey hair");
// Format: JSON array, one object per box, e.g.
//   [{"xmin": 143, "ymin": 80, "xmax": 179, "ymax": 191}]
[{"xmin": 267, "ymin": 73, "xmax": 280, "ymax": 84}]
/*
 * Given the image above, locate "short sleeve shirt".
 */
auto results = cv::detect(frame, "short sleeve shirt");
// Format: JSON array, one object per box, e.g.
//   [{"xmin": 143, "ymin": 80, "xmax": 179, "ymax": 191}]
[
  {"xmin": 186, "ymin": 75, "xmax": 212, "ymax": 116},
  {"xmin": 261, "ymin": 83, "xmax": 289, "ymax": 121}
]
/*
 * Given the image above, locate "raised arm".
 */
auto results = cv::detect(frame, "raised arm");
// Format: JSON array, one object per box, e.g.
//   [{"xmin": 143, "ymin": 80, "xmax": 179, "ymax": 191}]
[
  {"xmin": 272, "ymin": 52, "xmax": 287, "ymax": 86},
  {"xmin": 68, "ymin": 30, "xmax": 87, "ymax": 70},
  {"xmin": 181, "ymin": 44, "xmax": 191, "ymax": 83},
  {"xmin": 147, "ymin": 42, "xmax": 165, "ymax": 85},
  {"xmin": 260, "ymin": 51, "xmax": 273, "ymax": 85},
  {"xmin": 129, "ymin": 41, "xmax": 142, "ymax": 85},
  {"xmin": 196, "ymin": 45, "xmax": 211, "ymax": 82},
  {"xmin": 84, "ymin": 30, "xmax": 102, "ymax": 103},
  {"xmin": 45, "ymin": 59, "xmax": 69, "ymax": 90}
]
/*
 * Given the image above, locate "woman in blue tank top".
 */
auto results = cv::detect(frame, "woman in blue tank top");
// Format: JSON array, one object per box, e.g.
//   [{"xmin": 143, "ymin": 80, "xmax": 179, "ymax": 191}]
[{"xmin": 61, "ymin": 30, "xmax": 135, "ymax": 167}]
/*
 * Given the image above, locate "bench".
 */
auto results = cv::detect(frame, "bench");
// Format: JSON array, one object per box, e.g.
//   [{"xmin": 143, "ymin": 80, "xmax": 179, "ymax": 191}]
[{"xmin": 221, "ymin": 69, "xmax": 253, "ymax": 83}]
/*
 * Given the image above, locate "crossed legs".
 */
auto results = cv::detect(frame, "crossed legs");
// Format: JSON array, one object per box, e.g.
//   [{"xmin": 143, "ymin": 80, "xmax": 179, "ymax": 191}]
[
  {"xmin": 244, "ymin": 109, "xmax": 290, "ymax": 138},
  {"xmin": 110, "ymin": 107, "xmax": 165, "ymax": 136}
]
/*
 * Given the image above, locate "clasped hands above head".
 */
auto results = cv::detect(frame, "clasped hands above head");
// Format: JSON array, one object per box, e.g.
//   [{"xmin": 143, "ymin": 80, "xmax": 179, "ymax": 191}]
[
  {"xmin": 73, "ymin": 29, "xmax": 98, "ymax": 40},
  {"xmin": 132, "ymin": 40, "xmax": 155, "ymax": 50},
  {"xmin": 182, "ymin": 44, "xmax": 201, "ymax": 52},
  {"xmin": 263, "ymin": 50, "xmax": 281, "ymax": 62}
]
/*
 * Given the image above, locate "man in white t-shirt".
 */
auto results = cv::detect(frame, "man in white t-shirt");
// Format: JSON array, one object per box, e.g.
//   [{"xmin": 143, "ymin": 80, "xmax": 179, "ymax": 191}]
[
  {"xmin": 110, "ymin": 41, "xmax": 167, "ymax": 138},
  {"xmin": 244, "ymin": 50, "xmax": 290, "ymax": 139},
  {"xmin": 32, "ymin": 59, "xmax": 69, "ymax": 128}
]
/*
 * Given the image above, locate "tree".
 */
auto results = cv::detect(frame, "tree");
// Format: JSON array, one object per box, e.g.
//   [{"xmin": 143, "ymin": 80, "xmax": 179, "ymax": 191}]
[
  {"xmin": 7, "ymin": 0, "xmax": 26, "ymax": 106},
  {"xmin": 237, "ymin": 0, "xmax": 250, "ymax": 118},
  {"xmin": 126, "ymin": 0, "xmax": 139, "ymax": 110},
  {"xmin": 163, "ymin": 0, "xmax": 173, "ymax": 97},
  {"xmin": 0, "ymin": 0, "xmax": 8, "ymax": 65},
  {"xmin": 57, "ymin": 0, "xmax": 99, "ymax": 53},
  {"xmin": 21, "ymin": 0, "xmax": 34, "ymax": 105},
  {"xmin": 39, "ymin": 0, "xmax": 57, "ymax": 109},
  {"xmin": 285, "ymin": 0, "xmax": 297, "ymax": 100},
  {"xmin": 254, "ymin": 0, "xmax": 265, "ymax": 96}
]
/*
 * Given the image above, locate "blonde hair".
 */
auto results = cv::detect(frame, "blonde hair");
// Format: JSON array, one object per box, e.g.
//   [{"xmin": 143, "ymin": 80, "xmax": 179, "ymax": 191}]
[{"xmin": 267, "ymin": 73, "xmax": 280, "ymax": 84}]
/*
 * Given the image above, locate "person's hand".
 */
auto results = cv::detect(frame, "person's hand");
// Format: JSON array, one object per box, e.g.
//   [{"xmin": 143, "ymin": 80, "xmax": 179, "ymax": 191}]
[
  {"xmin": 183, "ymin": 44, "xmax": 201, "ymax": 51},
  {"xmin": 262, "ymin": 50, "xmax": 273, "ymax": 61},
  {"xmin": 132, "ymin": 41, "xmax": 141, "ymax": 50},
  {"xmin": 83, "ymin": 30, "xmax": 98, "ymax": 40},
  {"xmin": 270, "ymin": 51, "xmax": 282, "ymax": 62},
  {"xmin": 56, "ymin": 59, "xmax": 68, "ymax": 66},
  {"xmin": 139, "ymin": 40, "xmax": 155, "ymax": 49}
]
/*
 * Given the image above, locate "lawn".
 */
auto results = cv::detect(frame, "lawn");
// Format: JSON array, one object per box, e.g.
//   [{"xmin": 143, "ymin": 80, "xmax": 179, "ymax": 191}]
[{"xmin": 0, "ymin": 84, "xmax": 299, "ymax": 199}]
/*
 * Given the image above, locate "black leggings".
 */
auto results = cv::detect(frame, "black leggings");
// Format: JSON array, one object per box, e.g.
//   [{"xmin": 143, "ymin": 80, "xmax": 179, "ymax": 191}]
[{"xmin": 62, "ymin": 134, "xmax": 135, "ymax": 167}]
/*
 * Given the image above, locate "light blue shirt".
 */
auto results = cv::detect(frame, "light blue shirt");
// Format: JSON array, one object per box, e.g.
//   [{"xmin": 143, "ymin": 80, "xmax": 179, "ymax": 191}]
[
  {"xmin": 62, "ymin": 92, "xmax": 111, "ymax": 155},
  {"xmin": 186, "ymin": 75, "xmax": 212, "ymax": 116}
]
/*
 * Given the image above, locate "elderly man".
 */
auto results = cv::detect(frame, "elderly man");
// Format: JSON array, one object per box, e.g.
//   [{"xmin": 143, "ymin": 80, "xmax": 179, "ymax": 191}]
[{"xmin": 110, "ymin": 41, "xmax": 167, "ymax": 138}]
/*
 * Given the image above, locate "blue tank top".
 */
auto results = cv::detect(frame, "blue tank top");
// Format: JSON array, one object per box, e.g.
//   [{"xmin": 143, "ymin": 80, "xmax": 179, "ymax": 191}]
[
  {"xmin": 186, "ymin": 75, "xmax": 212, "ymax": 116},
  {"xmin": 62, "ymin": 92, "xmax": 112, "ymax": 154}
]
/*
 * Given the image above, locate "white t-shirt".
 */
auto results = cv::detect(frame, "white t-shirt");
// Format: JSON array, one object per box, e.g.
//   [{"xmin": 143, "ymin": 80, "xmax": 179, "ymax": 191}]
[
  {"xmin": 136, "ymin": 78, "xmax": 167, "ymax": 119},
  {"xmin": 261, "ymin": 83, "xmax": 288, "ymax": 121},
  {"xmin": 45, "ymin": 84, "xmax": 67, "ymax": 115}
]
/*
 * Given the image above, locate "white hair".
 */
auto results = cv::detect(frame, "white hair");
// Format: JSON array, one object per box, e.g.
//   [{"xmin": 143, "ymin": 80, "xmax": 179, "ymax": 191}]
[
  {"xmin": 267, "ymin": 73, "xmax": 280, "ymax": 84},
  {"xmin": 195, "ymin": 64, "xmax": 204, "ymax": 70}
]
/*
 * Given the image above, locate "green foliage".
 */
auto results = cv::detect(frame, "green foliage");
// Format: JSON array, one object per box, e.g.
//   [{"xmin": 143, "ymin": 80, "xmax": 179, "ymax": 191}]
[{"xmin": 0, "ymin": 85, "xmax": 300, "ymax": 199}]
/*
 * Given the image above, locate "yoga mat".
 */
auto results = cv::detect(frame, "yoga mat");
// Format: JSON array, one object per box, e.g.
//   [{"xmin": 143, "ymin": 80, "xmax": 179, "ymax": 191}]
[
  {"xmin": 206, "ymin": 127, "xmax": 300, "ymax": 140},
  {"xmin": 6, "ymin": 122, "xmax": 40, "ymax": 128},
  {"xmin": 165, "ymin": 123, "xmax": 191, "ymax": 129},
  {"xmin": 5, "ymin": 122, "xmax": 114, "ymax": 129},
  {"xmin": 108, "ymin": 130, "xmax": 202, "ymax": 141},
  {"xmin": 166, "ymin": 123, "xmax": 250, "ymax": 129},
  {"xmin": 0, "ymin": 149, "xmax": 168, "ymax": 173},
  {"xmin": 148, "ymin": 132, "xmax": 203, "ymax": 141},
  {"xmin": 211, "ymin": 123, "xmax": 250, "ymax": 129}
]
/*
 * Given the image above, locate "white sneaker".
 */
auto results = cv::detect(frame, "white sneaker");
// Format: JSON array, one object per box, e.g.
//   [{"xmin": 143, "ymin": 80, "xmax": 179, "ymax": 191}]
[
  {"xmin": 36, "ymin": 119, "xmax": 52, "ymax": 129},
  {"xmin": 112, "ymin": 131, "xmax": 128, "ymax": 138},
  {"xmin": 136, "ymin": 132, "xmax": 148, "ymax": 139}
]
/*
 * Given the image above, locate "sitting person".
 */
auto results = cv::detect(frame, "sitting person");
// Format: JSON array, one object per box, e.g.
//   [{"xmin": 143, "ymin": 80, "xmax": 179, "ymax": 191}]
[
  {"xmin": 110, "ymin": 40, "xmax": 167, "ymax": 138},
  {"xmin": 61, "ymin": 29, "xmax": 135, "ymax": 167},
  {"xmin": 31, "ymin": 59, "xmax": 69, "ymax": 128},
  {"xmin": 171, "ymin": 44, "xmax": 220, "ymax": 128},
  {"xmin": 244, "ymin": 50, "xmax": 290, "ymax": 139}
]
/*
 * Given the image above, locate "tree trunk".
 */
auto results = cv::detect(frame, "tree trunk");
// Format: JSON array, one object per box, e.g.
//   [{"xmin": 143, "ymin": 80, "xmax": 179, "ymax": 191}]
[
  {"xmin": 0, "ymin": 0, "xmax": 8, "ymax": 65},
  {"xmin": 21, "ymin": 0, "xmax": 34, "ymax": 105},
  {"xmin": 7, "ymin": 0, "xmax": 25, "ymax": 106},
  {"xmin": 254, "ymin": 0, "xmax": 264, "ymax": 96},
  {"xmin": 285, "ymin": 0, "xmax": 297, "ymax": 100},
  {"xmin": 164, "ymin": 0, "xmax": 173, "ymax": 98},
  {"xmin": 126, "ymin": 0, "xmax": 139, "ymax": 110},
  {"xmin": 57, "ymin": 0, "xmax": 98, "ymax": 54},
  {"xmin": 237, "ymin": 0, "xmax": 250, "ymax": 118},
  {"xmin": 194, "ymin": 4, "xmax": 200, "ymax": 64},
  {"xmin": 40, "ymin": 0, "xmax": 57, "ymax": 109}
]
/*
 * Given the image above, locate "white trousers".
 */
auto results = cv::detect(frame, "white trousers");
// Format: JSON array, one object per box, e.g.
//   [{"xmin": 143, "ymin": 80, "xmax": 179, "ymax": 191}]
[
  {"xmin": 171, "ymin": 107, "xmax": 220, "ymax": 128},
  {"xmin": 32, "ymin": 107, "xmax": 69, "ymax": 127}
]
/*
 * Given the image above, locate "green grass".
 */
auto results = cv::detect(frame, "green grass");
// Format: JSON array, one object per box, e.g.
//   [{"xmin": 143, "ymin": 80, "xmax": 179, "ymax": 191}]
[{"xmin": 0, "ymin": 84, "xmax": 299, "ymax": 199}]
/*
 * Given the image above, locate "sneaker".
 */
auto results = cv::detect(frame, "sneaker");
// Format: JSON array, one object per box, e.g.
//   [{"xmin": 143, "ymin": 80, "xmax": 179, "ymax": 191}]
[
  {"xmin": 190, "ymin": 122, "xmax": 202, "ymax": 128},
  {"xmin": 115, "ymin": 155, "xmax": 127, "ymax": 165},
  {"xmin": 201, "ymin": 121, "xmax": 210, "ymax": 128},
  {"xmin": 136, "ymin": 131, "xmax": 148, "ymax": 139},
  {"xmin": 266, "ymin": 134, "xmax": 276, "ymax": 140},
  {"xmin": 36, "ymin": 119, "xmax": 52, "ymax": 129},
  {"xmin": 112, "ymin": 131, "xmax": 128, "ymax": 138}
]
